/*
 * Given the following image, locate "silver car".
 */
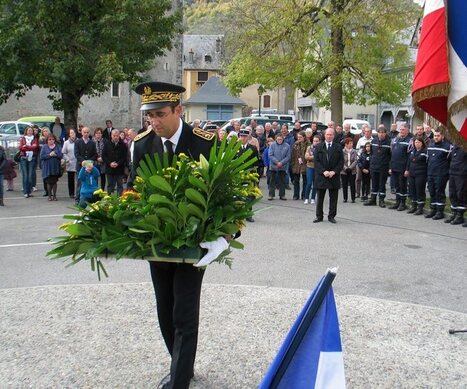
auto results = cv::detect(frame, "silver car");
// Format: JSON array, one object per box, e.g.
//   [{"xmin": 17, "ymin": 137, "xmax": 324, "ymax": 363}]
[{"xmin": 0, "ymin": 121, "xmax": 33, "ymax": 157}]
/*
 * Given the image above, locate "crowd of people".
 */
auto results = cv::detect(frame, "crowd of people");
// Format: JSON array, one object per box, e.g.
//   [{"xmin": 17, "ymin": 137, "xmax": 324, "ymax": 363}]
[
  {"xmin": 0, "ymin": 118, "xmax": 142, "ymax": 207},
  {"xmin": 209, "ymin": 119, "xmax": 466, "ymax": 227},
  {"xmin": 1, "ymin": 117, "xmax": 466, "ymax": 229}
]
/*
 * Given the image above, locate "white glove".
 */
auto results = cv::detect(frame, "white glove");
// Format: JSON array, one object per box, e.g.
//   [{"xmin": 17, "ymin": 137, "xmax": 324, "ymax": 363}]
[{"xmin": 193, "ymin": 237, "xmax": 229, "ymax": 267}]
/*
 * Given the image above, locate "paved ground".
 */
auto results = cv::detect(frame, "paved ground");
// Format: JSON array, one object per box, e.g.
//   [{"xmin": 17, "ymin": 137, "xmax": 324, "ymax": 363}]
[{"xmin": 0, "ymin": 175, "xmax": 466, "ymax": 387}]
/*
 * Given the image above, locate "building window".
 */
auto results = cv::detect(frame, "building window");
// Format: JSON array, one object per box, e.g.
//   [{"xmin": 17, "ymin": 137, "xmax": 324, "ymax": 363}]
[
  {"xmin": 207, "ymin": 104, "xmax": 234, "ymax": 120},
  {"xmin": 111, "ymin": 82, "xmax": 120, "ymax": 98},
  {"xmin": 197, "ymin": 71, "xmax": 209, "ymax": 87},
  {"xmin": 204, "ymin": 55, "xmax": 212, "ymax": 63},
  {"xmin": 263, "ymin": 95, "xmax": 271, "ymax": 108}
]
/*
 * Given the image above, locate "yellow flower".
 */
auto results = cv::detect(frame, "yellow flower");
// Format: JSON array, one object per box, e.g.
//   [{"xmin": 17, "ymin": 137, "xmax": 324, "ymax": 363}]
[
  {"xmin": 93, "ymin": 189, "xmax": 106, "ymax": 197},
  {"xmin": 135, "ymin": 176, "xmax": 144, "ymax": 183}
]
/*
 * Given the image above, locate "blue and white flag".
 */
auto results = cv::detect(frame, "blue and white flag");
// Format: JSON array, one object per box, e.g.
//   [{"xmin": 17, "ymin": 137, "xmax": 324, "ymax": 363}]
[{"xmin": 259, "ymin": 269, "xmax": 345, "ymax": 389}]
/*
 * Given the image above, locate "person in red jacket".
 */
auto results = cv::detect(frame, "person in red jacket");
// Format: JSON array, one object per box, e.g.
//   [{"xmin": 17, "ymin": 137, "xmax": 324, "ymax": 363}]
[{"xmin": 19, "ymin": 126, "xmax": 40, "ymax": 198}]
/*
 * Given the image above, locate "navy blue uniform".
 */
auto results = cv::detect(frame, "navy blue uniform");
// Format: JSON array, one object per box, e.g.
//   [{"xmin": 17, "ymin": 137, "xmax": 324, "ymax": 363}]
[
  {"xmin": 369, "ymin": 136, "xmax": 391, "ymax": 201},
  {"xmin": 426, "ymin": 139, "xmax": 451, "ymax": 213},
  {"xmin": 447, "ymin": 145, "xmax": 467, "ymax": 222},
  {"xmin": 390, "ymin": 134, "xmax": 412, "ymax": 208},
  {"xmin": 407, "ymin": 148, "xmax": 428, "ymax": 206}
]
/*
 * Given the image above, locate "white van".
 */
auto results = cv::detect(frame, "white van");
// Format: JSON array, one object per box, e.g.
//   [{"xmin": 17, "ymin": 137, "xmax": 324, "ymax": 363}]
[{"xmin": 343, "ymin": 119, "xmax": 370, "ymax": 135}]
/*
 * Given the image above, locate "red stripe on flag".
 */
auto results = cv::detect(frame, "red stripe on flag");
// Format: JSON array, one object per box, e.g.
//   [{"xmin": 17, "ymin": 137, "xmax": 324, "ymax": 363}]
[{"xmin": 412, "ymin": 7, "xmax": 449, "ymax": 93}]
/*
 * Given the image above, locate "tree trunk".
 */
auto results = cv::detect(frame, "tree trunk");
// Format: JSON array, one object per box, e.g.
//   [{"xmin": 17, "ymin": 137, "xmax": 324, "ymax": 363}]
[
  {"xmin": 61, "ymin": 90, "xmax": 82, "ymax": 131},
  {"xmin": 330, "ymin": 0, "xmax": 344, "ymax": 125}
]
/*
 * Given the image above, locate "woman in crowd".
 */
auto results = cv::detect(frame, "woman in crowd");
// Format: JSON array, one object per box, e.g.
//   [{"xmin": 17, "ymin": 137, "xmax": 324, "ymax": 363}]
[
  {"xmin": 62, "ymin": 128, "xmax": 77, "ymax": 198},
  {"xmin": 38, "ymin": 127, "xmax": 51, "ymax": 196},
  {"xmin": 263, "ymin": 137, "xmax": 274, "ymax": 186},
  {"xmin": 290, "ymin": 131, "xmax": 308, "ymax": 200},
  {"xmin": 341, "ymin": 137, "xmax": 358, "ymax": 203},
  {"xmin": 358, "ymin": 142, "xmax": 372, "ymax": 202},
  {"xmin": 304, "ymin": 134, "xmax": 320, "ymax": 204},
  {"xmin": 406, "ymin": 136, "xmax": 428, "ymax": 215},
  {"xmin": 19, "ymin": 126, "xmax": 39, "ymax": 198},
  {"xmin": 268, "ymin": 134, "xmax": 291, "ymax": 200},
  {"xmin": 0, "ymin": 145, "xmax": 6, "ymax": 206},
  {"xmin": 93, "ymin": 127, "xmax": 107, "ymax": 190},
  {"xmin": 40, "ymin": 133, "xmax": 63, "ymax": 201}
]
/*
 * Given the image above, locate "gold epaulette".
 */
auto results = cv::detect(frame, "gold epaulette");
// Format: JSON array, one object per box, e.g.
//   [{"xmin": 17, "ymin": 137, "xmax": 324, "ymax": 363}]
[
  {"xmin": 134, "ymin": 128, "xmax": 152, "ymax": 142},
  {"xmin": 193, "ymin": 127, "xmax": 216, "ymax": 141}
]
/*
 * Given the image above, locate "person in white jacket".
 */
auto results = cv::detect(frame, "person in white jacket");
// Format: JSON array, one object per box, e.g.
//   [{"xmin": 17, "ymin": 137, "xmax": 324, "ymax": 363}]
[{"xmin": 61, "ymin": 128, "xmax": 77, "ymax": 198}]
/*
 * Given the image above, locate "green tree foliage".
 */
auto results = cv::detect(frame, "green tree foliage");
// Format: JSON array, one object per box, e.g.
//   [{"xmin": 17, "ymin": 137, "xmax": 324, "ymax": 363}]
[
  {"xmin": 184, "ymin": 0, "xmax": 230, "ymax": 34},
  {"xmin": 223, "ymin": 0, "xmax": 420, "ymax": 124},
  {"xmin": 0, "ymin": 0, "xmax": 182, "ymax": 127}
]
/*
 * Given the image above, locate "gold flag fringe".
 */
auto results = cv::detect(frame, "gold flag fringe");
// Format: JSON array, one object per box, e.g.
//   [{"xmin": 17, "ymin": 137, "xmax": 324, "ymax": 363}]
[{"xmin": 412, "ymin": 84, "xmax": 449, "ymax": 105}]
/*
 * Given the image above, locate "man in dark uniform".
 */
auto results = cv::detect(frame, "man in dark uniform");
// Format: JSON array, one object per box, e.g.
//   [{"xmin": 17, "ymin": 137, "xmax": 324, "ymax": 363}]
[
  {"xmin": 364, "ymin": 126, "xmax": 391, "ymax": 207},
  {"xmin": 131, "ymin": 81, "xmax": 219, "ymax": 389},
  {"xmin": 388, "ymin": 122, "xmax": 412, "ymax": 211},
  {"xmin": 444, "ymin": 144, "xmax": 466, "ymax": 225},
  {"xmin": 425, "ymin": 127, "xmax": 451, "ymax": 220},
  {"xmin": 313, "ymin": 127, "xmax": 344, "ymax": 223},
  {"xmin": 237, "ymin": 128, "xmax": 259, "ymax": 222}
]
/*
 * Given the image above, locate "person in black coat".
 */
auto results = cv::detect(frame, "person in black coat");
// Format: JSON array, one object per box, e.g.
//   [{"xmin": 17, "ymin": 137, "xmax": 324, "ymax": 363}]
[
  {"xmin": 237, "ymin": 128, "xmax": 259, "ymax": 222},
  {"xmin": 102, "ymin": 129, "xmax": 127, "ymax": 196},
  {"xmin": 131, "ymin": 81, "xmax": 217, "ymax": 389},
  {"xmin": 313, "ymin": 128, "xmax": 344, "ymax": 223}
]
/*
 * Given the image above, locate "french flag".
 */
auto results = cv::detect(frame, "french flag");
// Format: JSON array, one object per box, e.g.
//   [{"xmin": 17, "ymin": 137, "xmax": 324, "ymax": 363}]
[
  {"xmin": 412, "ymin": 0, "xmax": 467, "ymax": 143},
  {"xmin": 259, "ymin": 269, "xmax": 345, "ymax": 389}
]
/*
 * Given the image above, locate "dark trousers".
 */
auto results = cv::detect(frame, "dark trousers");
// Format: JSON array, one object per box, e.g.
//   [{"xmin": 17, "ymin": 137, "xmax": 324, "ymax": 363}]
[
  {"xmin": 370, "ymin": 170, "xmax": 389, "ymax": 199},
  {"xmin": 106, "ymin": 174, "xmax": 123, "ymax": 195},
  {"xmin": 269, "ymin": 170, "xmax": 285, "ymax": 198},
  {"xmin": 316, "ymin": 188, "xmax": 338, "ymax": 219},
  {"xmin": 292, "ymin": 172, "xmax": 307, "ymax": 199},
  {"xmin": 392, "ymin": 170, "xmax": 408, "ymax": 197},
  {"xmin": 341, "ymin": 174, "xmax": 356, "ymax": 201},
  {"xmin": 448, "ymin": 175, "xmax": 466, "ymax": 210},
  {"xmin": 150, "ymin": 262, "xmax": 205, "ymax": 389},
  {"xmin": 427, "ymin": 174, "xmax": 449, "ymax": 209},
  {"xmin": 408, "ymin": 175, "xmax": 427, "ymax": 204},
  {"xmin": 361, "ymin": 172, "xmax": 371, "ymax": 198},
  {"xmin": 67, "ymin": 171, "xmax": 76, "ymax": 197}
]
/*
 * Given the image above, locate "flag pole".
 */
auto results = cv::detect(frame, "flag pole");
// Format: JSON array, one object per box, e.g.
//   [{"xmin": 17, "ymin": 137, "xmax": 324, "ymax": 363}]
[{"xmin": 269, "ymin": 268, "xmax": 338, "ymax": 388}]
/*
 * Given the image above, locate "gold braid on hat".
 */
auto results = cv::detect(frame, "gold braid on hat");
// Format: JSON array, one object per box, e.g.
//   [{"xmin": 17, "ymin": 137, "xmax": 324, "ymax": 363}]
[{"xmin": 142, "ymin": 86, "xmax": 180, "ymax": 104}]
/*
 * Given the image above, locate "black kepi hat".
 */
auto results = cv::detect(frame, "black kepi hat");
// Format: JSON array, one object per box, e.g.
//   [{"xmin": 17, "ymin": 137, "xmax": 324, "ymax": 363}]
[
  {"xmin": 239, "ymin": 129, "xmax": 250, "ymax": 136},
  {"xmin": 135, "ymin": 81, "xmax": 186, "ymax": 111}
]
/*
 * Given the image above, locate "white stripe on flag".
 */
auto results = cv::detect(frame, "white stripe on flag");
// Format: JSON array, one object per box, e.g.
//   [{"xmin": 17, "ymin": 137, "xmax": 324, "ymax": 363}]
[
  {"xmin": 424, "ymin": 0, "xmax": 444, "ymax": 16},
  {"xmin": 315, "ymin": 351, "xmax": 346, "ymax": 389}
]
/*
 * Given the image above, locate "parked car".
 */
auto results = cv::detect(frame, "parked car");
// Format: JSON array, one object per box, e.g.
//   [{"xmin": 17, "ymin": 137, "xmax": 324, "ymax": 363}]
[
  {"xmin": 299, "ymin": 121, "xmax": 328, "ymax": 134},
  {"xmin": 17, "ymin": 116, "xmax": 56, "ymax": 129},
  {"xmin": 0, "ymin": 121, "xmax": 33, "ymax": 157},
  {"xmin": 221, "ymin": 117, "xmax": 294, "ymax": 132},
  {"xmin": 342, "ymin": 119, "xmax": 370, "ymax": 135}
]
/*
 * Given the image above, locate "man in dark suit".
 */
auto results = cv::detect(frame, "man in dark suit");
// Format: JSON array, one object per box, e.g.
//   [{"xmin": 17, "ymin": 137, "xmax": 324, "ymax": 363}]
[
  {"xmin": 131, "ymin": 81, "xmax": 217, "ymax": 389},
  {"xmin": 313, "ymin": 128, "xmax": 344, "ymax": 223},
  {"xmin": 237, "ymin": 128, "xmax": 259, "ymax": 222},
  {"xmin": 102, "ymin": 119, "xmax": 115, "ymax": 141}
]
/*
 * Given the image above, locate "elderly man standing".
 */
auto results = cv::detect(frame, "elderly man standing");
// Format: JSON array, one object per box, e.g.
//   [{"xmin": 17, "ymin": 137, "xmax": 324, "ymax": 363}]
[
  {"xmin": 313, "ymin": 128, "xmax": 344, "ymax": 223},
  {"xmin": 102, "ymin": 129, "xmax": 127, "ymax": 196}
]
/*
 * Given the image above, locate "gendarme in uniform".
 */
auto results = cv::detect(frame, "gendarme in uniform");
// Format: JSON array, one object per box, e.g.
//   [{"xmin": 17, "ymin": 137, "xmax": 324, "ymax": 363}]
[{"xmin": 132, "ymin": 81, "xmax": 215, "ymax": 389}]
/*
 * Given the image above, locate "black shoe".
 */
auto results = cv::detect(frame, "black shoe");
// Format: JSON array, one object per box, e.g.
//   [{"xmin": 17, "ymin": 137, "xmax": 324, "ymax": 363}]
[
  {"xmin": 432, "ymin": 212, "xmax": 444, "ymax": 220},
  {"xmin": 157, "ymin": 373, "xmax": 171, "ymax": 389},
  {"xmin": 280, "ymin": 197, "xmax": 287, "ymax": 200},
  {"xmin": 313, "ymin": 218, "xmax": 323, "ymax": 223},
  {"xmin": 425, "ymin": 209, "xmax": 436, "ymax": 218},
  {"xmin": 343, "ymin": 199, "xmax": 347, "ymax": 203},
  {"xmin": 328, "ymin": 218, "xmax": 337, "ymax": 224},
  {"xmin": 444, "ymin": 214, "xmax": 456, "ymax": 223},
  {"xmin": 293, "ymin": 196, "xmax": 299, "ymax": 200},
  {"xmin": 43, "ymin": 192, "xmax": 49, "ymax": 197},
  {"xmin": 379, "ymin": 200, "xmax": 386, "ymax": 208},
  {"xmin": 246, "ymin": 217, "xmax": 255, "ymax": 222},
  {"xmin": 351, "ymin": 199, "xmax": 355, "ymax": 203},
  {"xmin": 285, "ymin": 185, "xmax": 291, "ymax": 190}
]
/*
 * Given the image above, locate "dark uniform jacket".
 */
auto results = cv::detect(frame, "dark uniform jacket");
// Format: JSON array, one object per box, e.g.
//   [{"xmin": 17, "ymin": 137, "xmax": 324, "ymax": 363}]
[
  {"xmin": 314, "ymin": 141, "xmax": 344, "ymax": 189},
  {"xmin": 449, "ymin": 145, "xmax": 467, "ymax": 177},
  {"xmin": 390, "ymin": 134, "xmax": 412, "ymax": 172},
  {"xmin": 407, "ymin": 148, "xmax": 428, "ymax": 177},
  {"xmin": 427, "ymin": 139, "xmax": 451, "ymax": 177},
  {"xmin": 130, "ymin": 122, "xmax": 215, "ymax": 185},
  {"xmin": 237, "ymin": 143, "xmax": 258, "ymax": 167},
  {"xmin": 369, "ymin": 137, "xmax": 391, "ymax": 172}
]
